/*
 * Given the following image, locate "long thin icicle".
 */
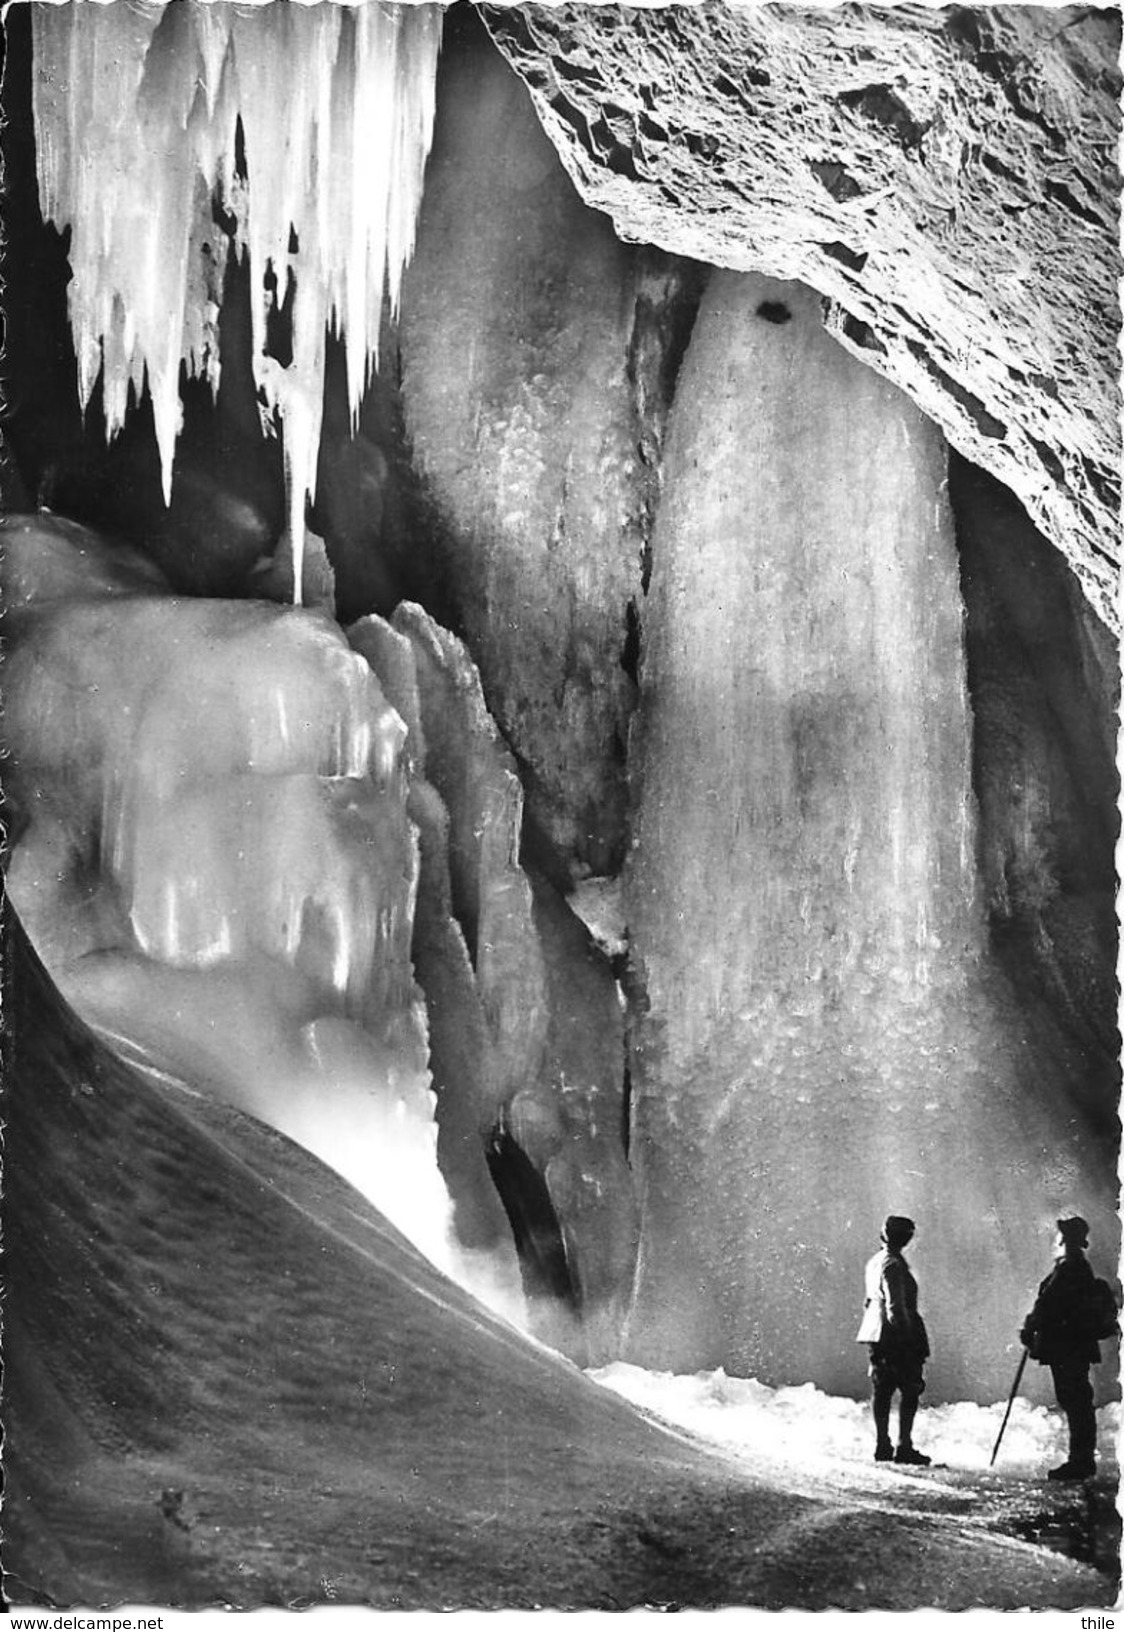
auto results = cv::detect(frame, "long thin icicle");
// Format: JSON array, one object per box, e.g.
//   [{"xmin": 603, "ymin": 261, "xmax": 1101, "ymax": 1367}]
[{"xmin": 32, "ymin": 0, "xmax": 443, "ymax": 605}]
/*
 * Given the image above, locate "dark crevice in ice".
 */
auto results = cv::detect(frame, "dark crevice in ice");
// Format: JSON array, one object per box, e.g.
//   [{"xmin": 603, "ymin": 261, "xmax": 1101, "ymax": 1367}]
[
  {"xmin": 233, "ymin": 114, "xmax": 248, "ymax": 183},
  {"xmin": 621, "ymin": 598, "xmax": 641, "ymax": 685},
  {"xmin": 263, "ymin": 261, "xmax": 296, "ymax": 370},
  {"xmin": 485, "ymin": 1111, "xmax": 579, "ymax": 1311},
  {"xmin": 620, "ymin": 1052, "xmax": 633, "ymax": 1163},
  {"xmin": 949, "ymin": 449, "xmax": 1121, "ymax": 1114},
  {"xmin": 625, "ymin": 255, "xmax": 707, "ymax": 610}
]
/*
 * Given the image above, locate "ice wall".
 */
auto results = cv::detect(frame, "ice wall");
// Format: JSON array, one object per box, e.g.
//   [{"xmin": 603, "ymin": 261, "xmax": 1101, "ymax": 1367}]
[
  {"xmin": 399, "ymin": 15, "xmax": 660, "ymax": 879},
  {"xmin": 952, "ymin": 454, "xmax": 1121, "ymax": 1089},
  {"xmin": 523, "ymin": 876, "xmax": 639, "ymax": 1363},
  {"xmin": 349, "ymin": 605, "xmax": 548, "ymax": 1244},
  {"xmin": 31, "ymin": 0, "xmax": 441, "ymax": 600},
  {"xmin": 350, "ymin": 605, "xmax": 639, "ymax": 1358},
  {"xmin": 1, "ymin": 512, "xmax": 456, "ymax": 1272},
  {"xmin": 623, "ymin": 274, "xmax": 1115, "ymax": 1403}
]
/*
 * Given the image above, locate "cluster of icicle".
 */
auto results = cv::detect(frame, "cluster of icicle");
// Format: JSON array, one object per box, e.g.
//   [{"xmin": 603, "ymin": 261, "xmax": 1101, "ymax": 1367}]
[{"xmin": 33, "ymin": 0, "xmax": 442, "ymax": 603}]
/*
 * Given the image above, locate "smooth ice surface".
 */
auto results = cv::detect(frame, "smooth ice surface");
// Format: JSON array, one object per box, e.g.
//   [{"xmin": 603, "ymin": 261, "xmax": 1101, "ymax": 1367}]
[
  {"xmin": 86, "ymin": 602, "xmax": 413, "ymax": 1016},
  {"xmin": 400, "ymin": 25, "xmax": 644, "ymax": 875},
  {"xmin": 32, "ymin": 0, "xmax": 441, "ymax": 598},
  {"xmin": 623, "ymin": 274, "xmax": 1116, "ymax": 1401},
  {"xmin": 591, "ymin": 1362, "xmax": 1120, "ymax": 1481}
]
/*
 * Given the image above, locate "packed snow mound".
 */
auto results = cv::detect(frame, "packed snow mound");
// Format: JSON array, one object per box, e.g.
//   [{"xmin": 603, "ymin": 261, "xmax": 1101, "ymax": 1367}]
[{"xmin": 591, "ymin": 1362, "xmax": 1120, "ymax": 1477}]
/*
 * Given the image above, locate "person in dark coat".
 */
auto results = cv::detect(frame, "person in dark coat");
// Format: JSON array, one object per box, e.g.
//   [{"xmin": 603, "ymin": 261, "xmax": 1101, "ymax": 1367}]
[
  {"xmin": 856, "ymin": 1215, "xmax": 931, "ymax": 1465},
  {"xmin": 1020, "ymin": 1216, "xmax": 1104, "ymax": 1481}
]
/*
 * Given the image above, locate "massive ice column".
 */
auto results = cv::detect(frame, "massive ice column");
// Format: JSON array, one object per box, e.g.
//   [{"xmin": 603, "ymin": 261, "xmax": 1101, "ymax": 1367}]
[
  {"xmin": 623, "ymin": 273, "xmax": 1112, "ymax": 1403},
  {"xmin": 399, "ymin": 14, "xmax": 655, "ymax": 880}
]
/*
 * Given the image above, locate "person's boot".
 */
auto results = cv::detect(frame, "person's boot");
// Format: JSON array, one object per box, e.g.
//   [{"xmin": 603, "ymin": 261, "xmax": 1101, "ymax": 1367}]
[
  {"xmin": 874, "ymin": 1439, "xmax": 894, "ymax": 1462},
  {"xmin": 896, "ymin": 1398, "xmax": 929, "ymax": 1465},
  {"xmin": 1048, "ymin": 1461, "xmax": 1094, "ymax": 1481}
]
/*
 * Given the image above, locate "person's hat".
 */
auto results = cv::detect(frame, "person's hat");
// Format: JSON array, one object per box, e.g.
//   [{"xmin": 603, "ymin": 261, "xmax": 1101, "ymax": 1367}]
[
  {"xmin": 882, "ymin": 1215, "xmax": 916, "ymax": 1247},
  {"xmin": 1057, "ymin": 1216, "xmax": 1090, "ymax": 1246}
]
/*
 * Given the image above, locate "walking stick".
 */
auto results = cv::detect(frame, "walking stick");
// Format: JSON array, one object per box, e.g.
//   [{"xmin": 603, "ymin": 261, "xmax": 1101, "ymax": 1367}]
[{"xmin": 990, "ymin": 1347, "xmax": 1030, "ymax": 1467}]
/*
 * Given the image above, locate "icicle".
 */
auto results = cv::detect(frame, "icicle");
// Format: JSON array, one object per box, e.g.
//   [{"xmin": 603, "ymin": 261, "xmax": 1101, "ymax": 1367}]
[{"xmin": 32, "ymin": 0, "xmax": 443, "ymax": 597}]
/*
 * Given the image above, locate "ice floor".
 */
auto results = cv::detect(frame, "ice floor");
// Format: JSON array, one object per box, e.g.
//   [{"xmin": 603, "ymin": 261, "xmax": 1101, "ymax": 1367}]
[{"xmin": 590, "ymin": 1360, "xmax": 1120, "ymax": 1480}]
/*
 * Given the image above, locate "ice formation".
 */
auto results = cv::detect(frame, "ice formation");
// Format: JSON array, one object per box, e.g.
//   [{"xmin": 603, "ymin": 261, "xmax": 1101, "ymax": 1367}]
[
  {"xmin": 2, "ymin": 511, "xmax": 528, "ymax": 1326},
  {"xmin": 399, "ymin": 24, "xmax": 647, "ymax": 879},
  {"xmin": 591, "ymin": 1363, "xmax": 1121, "ymax": 1481},
  {"xmin": 97, "ymin": 603, "xmax": 413, "ymax": 1013},
  {"xmin": 622, "ymin": 273, "xmax": 1112, "ymax": 1402},
  {"xmin": 4, "ymin": 565, "xmax": 419, "ymax": 1034},
  {"xmin": 32, "ymin": 0, "xmax": 442, "ymax": 601}
]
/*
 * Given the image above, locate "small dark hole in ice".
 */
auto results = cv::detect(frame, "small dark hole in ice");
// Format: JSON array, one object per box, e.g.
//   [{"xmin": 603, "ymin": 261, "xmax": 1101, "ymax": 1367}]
[{"xmin": 756, "ymin": 301, "xmax": 792, "ymax": 325}]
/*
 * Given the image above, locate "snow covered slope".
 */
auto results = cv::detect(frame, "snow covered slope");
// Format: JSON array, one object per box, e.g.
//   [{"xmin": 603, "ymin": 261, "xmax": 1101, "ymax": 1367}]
[{"xmin": 2, "ymin": 911, "xmax": 1115, "ymax": 1610}]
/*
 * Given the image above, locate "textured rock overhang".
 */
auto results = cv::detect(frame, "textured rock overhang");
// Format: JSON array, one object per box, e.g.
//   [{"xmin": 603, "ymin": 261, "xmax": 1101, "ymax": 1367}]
[{"xmin": 481, "ymin": 2, "xmax": 1121, "ymax": 635}]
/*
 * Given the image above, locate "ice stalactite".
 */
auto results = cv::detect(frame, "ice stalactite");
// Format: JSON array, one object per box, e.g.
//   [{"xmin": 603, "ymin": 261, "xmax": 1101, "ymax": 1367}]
[
  {"xmin": 622, "ymin": 273, "xmax": 1113, "ymax": 1404},
  {"xmin": 32, "ymin": 0, "xmax": 442, "ymax": 603}
]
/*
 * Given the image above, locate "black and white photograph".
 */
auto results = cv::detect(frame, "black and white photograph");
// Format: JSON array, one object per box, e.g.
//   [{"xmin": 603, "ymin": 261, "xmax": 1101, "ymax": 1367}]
[{"xmin": 0, "ymin": 0, "xmax": 1120, "ymax": 1615}]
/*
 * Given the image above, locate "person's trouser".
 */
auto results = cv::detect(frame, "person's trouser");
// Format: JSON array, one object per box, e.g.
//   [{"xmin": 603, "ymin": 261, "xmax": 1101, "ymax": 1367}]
[
  {"xmin": 869, "ymin": 1344, "xmax": 925, "ymax": 1447},
  {"xmin": 1049, "ymin": 1358, "xmax": 1096, "ymax": 1468}
]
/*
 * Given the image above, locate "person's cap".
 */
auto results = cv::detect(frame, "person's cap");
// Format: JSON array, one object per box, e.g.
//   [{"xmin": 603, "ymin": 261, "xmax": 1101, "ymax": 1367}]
[
  {"xmin": 1057, "ymin": 1216, "xmax": 1090, "ymax": 1246},
  {"xmin": 882, "ymin": 1215, "xmax": 916, "ymax": 1246}
]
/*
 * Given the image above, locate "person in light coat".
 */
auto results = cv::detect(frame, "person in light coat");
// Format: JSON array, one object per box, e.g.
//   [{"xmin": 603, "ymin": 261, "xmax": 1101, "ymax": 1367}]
[{"xmin": 856, "ymin": 1215, "xmax": 931, "ymax": 1465}]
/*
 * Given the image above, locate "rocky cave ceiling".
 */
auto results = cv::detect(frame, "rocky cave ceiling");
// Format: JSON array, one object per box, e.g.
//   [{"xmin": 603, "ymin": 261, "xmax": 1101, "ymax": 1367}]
[{"xmin": 482, "ymin": 2, "xmax": 1121, "ymax": 635}]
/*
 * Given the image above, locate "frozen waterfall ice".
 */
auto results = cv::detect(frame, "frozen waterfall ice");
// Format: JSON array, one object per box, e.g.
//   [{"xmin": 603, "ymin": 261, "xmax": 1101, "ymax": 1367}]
[
  {"xmin": 32, "ymin": 0, "xmax": 442, "ymax": 603},
  {"xmin": 621, "ymin": 274, "xmax": 1113, "ymax": 1403}
]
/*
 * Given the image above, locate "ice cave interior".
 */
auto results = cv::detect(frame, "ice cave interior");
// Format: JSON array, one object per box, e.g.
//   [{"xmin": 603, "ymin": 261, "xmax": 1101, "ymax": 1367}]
[{"xmin": 1, "ymin": 0, "xmax": 1119, "ymax": 1409}]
